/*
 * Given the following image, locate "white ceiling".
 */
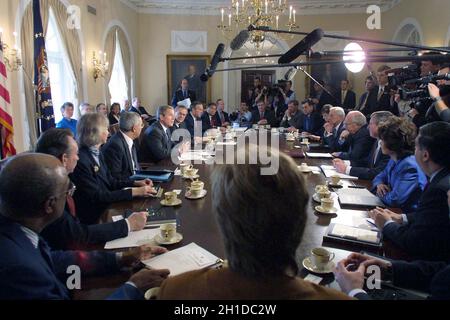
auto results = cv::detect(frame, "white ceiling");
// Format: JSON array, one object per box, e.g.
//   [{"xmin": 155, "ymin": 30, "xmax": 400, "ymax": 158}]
[{"xmin": 121, "ymin": 0, "xmax": 401, "ymax": 15}]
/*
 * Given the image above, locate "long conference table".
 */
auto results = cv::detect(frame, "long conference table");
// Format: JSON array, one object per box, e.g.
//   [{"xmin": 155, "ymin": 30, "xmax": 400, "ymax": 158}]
[{"xmin": 73, "ymin": 131, "xmax": 408, "ymax": 300}]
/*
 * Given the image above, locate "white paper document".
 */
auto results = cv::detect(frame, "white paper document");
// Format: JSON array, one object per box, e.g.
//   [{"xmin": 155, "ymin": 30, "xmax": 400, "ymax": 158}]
[
  {"xmin": 104, "ymin": 229, "xmax": 160, "ymax": 249},
  {"xmin": 305, "ymin": 152, "xmax": 334, "ymax": 159},
  {"xmin": 141, "ymin": 243, "xmax": 221, "ymax": 277},
  {"xmin": 112, "ymin": 215, "xmax": 124, "ymax": 222},
  {"xmin": 177, "ymin": 98, "xmax": 192, "ymax": 108},
  {"xmin": 179, "ymin": 151, "xmax": 214, "ymax": 161},
  {"xmin": 320, "ymin": 165, "xmax": 359, "ymax": 180},
  {"xmin": 330, "ymin": 224, "xmax": 379, "ymax": 244}
]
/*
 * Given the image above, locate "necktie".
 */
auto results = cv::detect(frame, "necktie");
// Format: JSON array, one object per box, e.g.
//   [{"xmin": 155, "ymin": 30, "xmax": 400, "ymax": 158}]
[
  {"xmin": 183, "ymin": 90, "xmax": 187, "ymax": 99},
  {"xmin": 342, "ymin": 91, "xmax": 346, "ymax": 105},
  {"xmin": 165, "ymin": 128, "xmax": 172, "ymax": 143},
  {"xmin": 66, "ymin": 195, "xmax": 76, "ymax": 217},
  {"xmin": 219, "ymin": 112, "xmax": 225, "ymax": 124},
  {"xmin": 360, "ymin": 93, "xmax": 369, "ymax": 111},
  {"xmin": 378, "ymin": 87, "xmax": 384, "ymax": 101},
  {"xmin": 131, "ymin": 143, "xmax": 141, "ymax": 171},
  {"xmin": 260, "ymin": 112, "xmax": 265, "ymax": 120},
  {"xmin": 211, "ymin": 116, "xmax": 216, "ymax": 127}
]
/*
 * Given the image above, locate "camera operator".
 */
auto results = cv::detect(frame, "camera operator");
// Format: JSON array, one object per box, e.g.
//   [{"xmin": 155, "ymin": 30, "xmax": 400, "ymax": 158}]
[
  {"xmin": 269, "ymin": 80, "xmax": 293, "ymax": 126},
  {"xmin": 427, "ymin": 63, "xmax": 450, "ymax": 123}
]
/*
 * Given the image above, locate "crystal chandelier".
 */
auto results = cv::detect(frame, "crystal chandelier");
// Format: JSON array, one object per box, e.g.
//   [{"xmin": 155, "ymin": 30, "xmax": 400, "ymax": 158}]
[{"xmin": 218, "ymin": 0, "xmax": 299, "ymax": 50}]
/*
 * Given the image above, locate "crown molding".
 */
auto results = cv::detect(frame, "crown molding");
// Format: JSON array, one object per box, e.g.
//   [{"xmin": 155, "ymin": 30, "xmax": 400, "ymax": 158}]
[{"xmin": 121, "ymin": 0, "xmax": 402, "ymax": 15}]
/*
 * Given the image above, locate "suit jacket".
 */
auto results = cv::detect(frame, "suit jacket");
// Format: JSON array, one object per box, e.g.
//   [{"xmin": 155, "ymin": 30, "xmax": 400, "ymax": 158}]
[
  {"xmin": 292, "ymin": 112, "xmax": 325, "ymax": 136},
  {"xmin": 215, "ymin": 111, "xmax": 230, "ymax": 126},
  {"xmin": 372, "ymin": 155, "xmax": 427, "ymax": 212},
  {"xmin": 339, "ymin": 125, "xmax": 376, "ymax": 167},
  {"xmin": 326, "ymin": 122, "xmax": 347, "ymax": 153},
  {"xmin": 171, "ymin": 89, "xmax": 196, "ymax": 107},
  {"xmin": 108, "ymin": 113, "xmax": 120, "ymax": 126},
  {"xmin": 0, "ymin": 215, "xmax": 142, "ymax": 300},
  {"xmin": 139, "ymin": 122, "xmax": 173, "ymax": 163},
  {"xmin": 280, "ymin": 112, "xmax": 301, "ymax": 128},
  {"xmin": 102, "ymin": 132, "xmax": 138, "ymax": 181},
  {"xmin": 357, "ymin": 88, "xmax": 378, "ymax": 116},
  {"xmin": 251, "ymin": 109, "xmax": 277, "ymax": 127},
  {"xmin": 158, "ymin": 267, "xmax": 351, "ymax": 300},
  {"xmin": 383, "ymin": 168, "xmax": 450, "ymax": 261},
  {"xmin": 202, "ymin": 112, "xmax": 220, "ymax": 131},
  {"xmin": 70, "ymin": 147, "xmax": 134, "ymax": 225},
  {"xmin": 41, "ymin": 208, "xmax": 128, "ymax": 251},
  {"xmin": 349, "ymin": 140, "xmax": 390, "ymax": 180},
  {"xmin": 337, "ymin": 90, "xmax": 356, "ymax": 110}
]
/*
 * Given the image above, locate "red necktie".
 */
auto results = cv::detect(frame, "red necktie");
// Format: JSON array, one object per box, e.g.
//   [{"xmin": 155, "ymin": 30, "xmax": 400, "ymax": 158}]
[
  {"xmin": 260, "ymin": 112, "xmax": 265, "ymax": 120},
  {"xmin": 66, "ymin": 195, "xmax": 76, "ymax": 217}
]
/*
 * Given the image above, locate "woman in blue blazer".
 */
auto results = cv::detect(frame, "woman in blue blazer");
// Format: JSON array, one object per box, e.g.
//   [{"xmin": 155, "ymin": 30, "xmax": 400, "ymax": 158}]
[{"xmin": 372, "ymin": 117, "xmax": 427, "ymax": 212}]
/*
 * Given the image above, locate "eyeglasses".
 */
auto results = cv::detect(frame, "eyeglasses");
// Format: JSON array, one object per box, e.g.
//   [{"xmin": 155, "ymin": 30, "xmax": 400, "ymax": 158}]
[{"xmin": 56, "ymin": 183, "xmax": 76, "ymax": 199}]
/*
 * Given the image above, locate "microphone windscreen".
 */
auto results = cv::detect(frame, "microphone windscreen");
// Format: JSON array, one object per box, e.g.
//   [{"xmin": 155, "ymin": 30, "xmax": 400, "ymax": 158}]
[
  {"xmin": 230, "ymin": 30, "xmax": 250, "ymax": 51},
  {"xmin": 284, "ymin": 67, "xmax": 298, "ymax": 81},
  {"xmin": 278, "ymin": 28, "xmax": 324, "ymax": 64}
]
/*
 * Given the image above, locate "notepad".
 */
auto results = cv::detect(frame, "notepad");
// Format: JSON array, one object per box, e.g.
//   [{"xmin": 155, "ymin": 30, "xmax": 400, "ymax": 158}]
[
  {"xmin": 306, "ymin": 152, "xmax": 334, "ymax": 159},
  {"xmin": 141, "ymin": 243, "xmax": 222, "ymax": 277},
  {"xmin": 104, "ymin": 229, "xmax": 160, "ymax": 249},
  {"xmin": 330, "ymin": 224, "xmax": 380, "ymax": 244},
  {"xmin": 320, "ymin": 165, "xmax": 359, "ymax": 180}
]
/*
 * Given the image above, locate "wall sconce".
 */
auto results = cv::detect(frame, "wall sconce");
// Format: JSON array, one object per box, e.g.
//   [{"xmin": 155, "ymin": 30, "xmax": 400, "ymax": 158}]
[
  {"xmin": 92, "ymin": 50, "xmax": 109, "ymax": 82},
  {"xmin": 0, "ymin": 29, "xmax": 22, "ymax": 72}
]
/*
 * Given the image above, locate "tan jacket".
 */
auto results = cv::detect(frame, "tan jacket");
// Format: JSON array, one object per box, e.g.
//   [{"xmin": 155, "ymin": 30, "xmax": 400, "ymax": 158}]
[{"xmin": 158, "ymin": 267, "xmax": 352, "ymax": 300}]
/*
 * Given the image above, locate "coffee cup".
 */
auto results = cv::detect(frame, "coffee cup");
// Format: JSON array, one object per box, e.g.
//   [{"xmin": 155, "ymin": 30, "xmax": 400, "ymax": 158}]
[
  {"xmin": 331, "ymin": 175, "xmax": 341, "ymax": 185},
  {"xmin": 188, "ymin": 180, "xmax": 205, "ymax": 197},
  {"xmin": 321, "ymin": 197, "xmax": 335, "ymax": 212},
  {"xmin": 302, "ymin": 138, "xmax": 309, "ymax": 144},
  {"xmin": 185, "ymin": 167, "xmax": 199, "ymax": 177},
  {"xmin": 180, "ymin": 163, "xmax": 193, "ymax": 175},
  {"xmin": 164, "ymin": 191, "xmax": 178, "ymax": 204},
  {"xmin": 317, "ymin": 189, "xmax": 332, "ymax": 200},
  {"xmin": 300, "ymin": 163, "xmax": 308, "ymax": 169},
  {"xmin": 160, "ymin": 223, "xmax": 177, "ymax": 241},
  {"xmin": 311, "ymin": 247, "xmax": 335, "ymax": 270},
  {"xmin": 315, "ymin": 185, "xmax": 328, "ymax": 193}
]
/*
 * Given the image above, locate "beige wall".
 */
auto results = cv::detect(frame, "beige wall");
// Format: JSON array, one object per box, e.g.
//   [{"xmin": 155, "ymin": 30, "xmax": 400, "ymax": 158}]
[{"xmin": 2, "ymin": 0, "xmax": 450, "ymax": 152}]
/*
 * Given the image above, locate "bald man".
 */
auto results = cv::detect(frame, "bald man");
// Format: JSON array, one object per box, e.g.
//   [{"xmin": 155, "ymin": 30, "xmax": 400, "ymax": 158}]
[{"xmin": 0, "ymin": 154, "xmax": 169, "ymax": 300}]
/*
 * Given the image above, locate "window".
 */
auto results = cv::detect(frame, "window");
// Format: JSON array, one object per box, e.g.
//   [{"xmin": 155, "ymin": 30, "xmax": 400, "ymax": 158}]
[
  {"xmin": 394, "ymin": 22, "xmax": 423, "ymax": 46},
  {"xmin": 46, "ymin": 8, "xmax": 77, "ymax": 123},
  {"xmin": 108, "ymin": 32, "xmax": 128, "ymax": 105}
]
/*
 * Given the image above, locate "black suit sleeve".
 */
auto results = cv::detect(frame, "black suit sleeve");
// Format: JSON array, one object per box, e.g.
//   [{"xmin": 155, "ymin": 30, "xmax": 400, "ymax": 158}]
[
  {"xmin": 392, "ymin": 260, "xmax": 448, "ymax": 293},
  {"xmin": 144, "ymin": 128, "xmax": 172, "ymax": 162},
  {"xmin": 349, "ymin": 156, "xmax": 389, "ymax": 180},
  {"xmin": 41, "ymin": 211, "xmax": 128, "ymax": 250},
  {"xmin": 355, "ymin": 292, "xmax": 372, "ymax": 300},
  {"xmin": 348, "ymin": 91, "xmax": 356, "ymax": 109},
  {"xmin": 102, "ymin": 141, "xmax": 126, "ymax": 181}
]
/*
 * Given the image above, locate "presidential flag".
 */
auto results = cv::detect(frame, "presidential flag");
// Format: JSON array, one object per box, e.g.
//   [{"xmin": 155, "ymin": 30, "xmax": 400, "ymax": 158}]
[
  {"xmin": 33, "ymin": 0, "xmax": 55, "ymax": 133},
  {"xmin": 0, "ymin": 32, "xmax": 17, "ymax": 159}
]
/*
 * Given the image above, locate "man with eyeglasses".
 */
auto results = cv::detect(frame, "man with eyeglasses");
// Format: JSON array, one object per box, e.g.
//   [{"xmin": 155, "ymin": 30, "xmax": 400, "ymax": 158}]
[
  {"xmin": 102, "ymin": 112, "xmax": 144, "ymax": 181},
  {"xmin": 35, "ymin": 128, "xmax": 148, "ymax": 251}
]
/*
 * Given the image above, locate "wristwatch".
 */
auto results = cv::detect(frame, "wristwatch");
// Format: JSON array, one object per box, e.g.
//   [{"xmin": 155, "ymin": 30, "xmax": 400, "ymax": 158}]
[{"xmin": 433, "ymin": 96, "xmax": 443, "ymax": 102}]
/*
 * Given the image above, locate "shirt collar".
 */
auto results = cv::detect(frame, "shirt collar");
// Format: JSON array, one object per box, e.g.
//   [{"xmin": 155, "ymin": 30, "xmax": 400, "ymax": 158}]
[
  {"xmin": 429, "ymin": 168, "xmax": 444, "ymax": 182},
  {"xmin": 160, "ymin": 122, "xmax": 169, "ymax": 132},
  {"xmin": 120, "ymin": 131, "xmax": 134, "ymax": 150},
  {"xmin": 20, "ymin": 226, "xmax": 39, "ymax": 249}
]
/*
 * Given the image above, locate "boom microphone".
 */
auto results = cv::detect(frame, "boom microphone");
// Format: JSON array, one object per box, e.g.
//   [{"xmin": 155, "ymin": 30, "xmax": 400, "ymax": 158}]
[
  {"xmin": 284, "ymin": 67, "xmax": 299, "ymax": 81},
  {"xmin": 278, "ymin": 28, "xmax": 324, "ymax": 64},
  {"xmin": 200, "ymin": 43, "xmax": 225, "ymax": 82},
  {"xmin": 230, "ymin": 30, "xmax": 250, "ymax": 51}
]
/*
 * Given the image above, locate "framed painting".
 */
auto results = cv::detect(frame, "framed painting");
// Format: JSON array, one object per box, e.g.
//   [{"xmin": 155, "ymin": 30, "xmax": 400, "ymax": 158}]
[{"xmin": 167, "ymin": 55, "xmax": 211, "ymax": 105}]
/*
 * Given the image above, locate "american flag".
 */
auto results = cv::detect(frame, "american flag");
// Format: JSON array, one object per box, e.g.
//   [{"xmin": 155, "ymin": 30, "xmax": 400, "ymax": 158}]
[{"xmin": 0, "ymin": 33, "xmax": 16, "ymax": 159}]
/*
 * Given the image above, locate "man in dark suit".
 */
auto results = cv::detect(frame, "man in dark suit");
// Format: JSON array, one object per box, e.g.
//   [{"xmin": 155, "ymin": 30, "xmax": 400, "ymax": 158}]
[
  {"xmin": 171, "ymin": 79, "xmax": 197, "ymax": 107},
  {"xmin": 375, "ymin": 65, "xmax": 399, "ymax": 116},
  {"xmin": 333, "ymin": 111, "xmax": 392, "ymax": 180},
  {"xmin": 280, "ymin": 100, "xmax": 301, "ymax": 128},
  {"xmin": 130, "ymin": 97, "xmax": 152, "ymax": 121},
  {"xmin": 369, "ymin": 121, "xmax": 450, "ymax": 262},
  {"xmin": 251, "ymin": 99, "xmax": 277, "ymax": 127},
  {"xmin": 102, "ymin": 112, "xmax": 143, "ymax": 181},
  {"xmin": 35, "ymin": 128, "xmax": 147, "ymax": 250},
  {"xmin": 292, "ymin": 99, "xmax": 325, "ymax": 136},
  {"xmin": 185, "ymin": 101, "xmax": 206, "ymax": 139},
  {"xmin": 0, "ymin": 153, "xmax": 170, "ymax": 300},
  {"xmin": 140, "ymin": 105, "xmax": 178, "ymax": 163},
  {"xmin": 202, "ymin": 102, "xmax": 220, "ymax": 131},
  {"xmin": 216, "ymin": 99, "xmax": 230, "ymax": 127},
  {"xmin": 337, "ymin": 80, "xmax": 356, "ymax": 111},
  {"xmin": 356, "ymin": 76, "xmax": 378, "ymax": 117},
  {"xmin": 323, "ymin": 107, "xmax": 347, "ymax": 152},
  {"xmin": 312, "ymin": 81, "xmax": 337, "ymax": 113},
  {"xmin": 332, "ymin": 111, "xmax": 376, "ymax": 167},
  {"xmin": 172, "ymin": 105, "xmax": 188, "ymax": 131},
  {"xmin": 334, "ymin": 252, "xmax": 450, "ymax": 300}
]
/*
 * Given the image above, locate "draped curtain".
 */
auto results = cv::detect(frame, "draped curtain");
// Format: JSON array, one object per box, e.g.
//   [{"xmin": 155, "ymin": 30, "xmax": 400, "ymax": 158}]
[{"xmin": 20, "ymin": 0, "xmax": 84, "ymax": 146}]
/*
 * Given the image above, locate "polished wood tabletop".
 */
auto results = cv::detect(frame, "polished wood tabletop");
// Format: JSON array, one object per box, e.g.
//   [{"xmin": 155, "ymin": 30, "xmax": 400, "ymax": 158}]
[{"xmin": 73, "ymin": 131, "xmax": 404, "ymax": 299}]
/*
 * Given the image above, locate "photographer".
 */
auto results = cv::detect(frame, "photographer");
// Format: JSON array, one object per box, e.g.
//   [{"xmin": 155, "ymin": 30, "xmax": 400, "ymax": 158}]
[{"xmin": 427, "ymin": 63, "xmax": 450, "ymax": 123}]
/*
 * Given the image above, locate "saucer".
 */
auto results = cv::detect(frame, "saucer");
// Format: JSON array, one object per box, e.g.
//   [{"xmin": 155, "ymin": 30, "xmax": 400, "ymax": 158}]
[
  {"xmin": 315, "ymin": 205, "xmax": 338, "ymax": 215},
  {"xmin": 183, "ymin": 174, "xmax": 200, "ymax": 180},
  {"xmin": 185, "ymin": 189, "xmax": 208, "ymax": 200},
  {"xmin": 286, "ymin": 138, "xmax": 296, "ymax": 142},
  {"xmin": 312, "ymin": 193, "xmax": 322, "ymax": 203},
  {"xmin": 302, "ymin": 257, "xmax": 335, "ymax": 274},
  {"xmin": 154, "ymin": 233, "xmax": 183, "ymax": 245},
  {"xmin": 327, "ymin": 181, "xmax": 344, "ymax": 188},
  {"xmin": 160, "ymin": 198, "xmax": 182, "ymax": 207},
  {"xmin": 299, "ymin": 166, "xmax": 312, "ymax": 173}
]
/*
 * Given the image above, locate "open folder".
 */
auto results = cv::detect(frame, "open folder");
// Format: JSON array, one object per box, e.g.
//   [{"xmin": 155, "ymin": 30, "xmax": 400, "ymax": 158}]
[
  {"xmin": 337, "ymin": 188, "xmax": 385, "ymax": 208},
  {"xmin": 130, "ymin": 170, "xmax": 174, "ymax": 182},
  {"xmin": 141, "ymin": 243, "xmax": 223, "ymax": 277}
]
